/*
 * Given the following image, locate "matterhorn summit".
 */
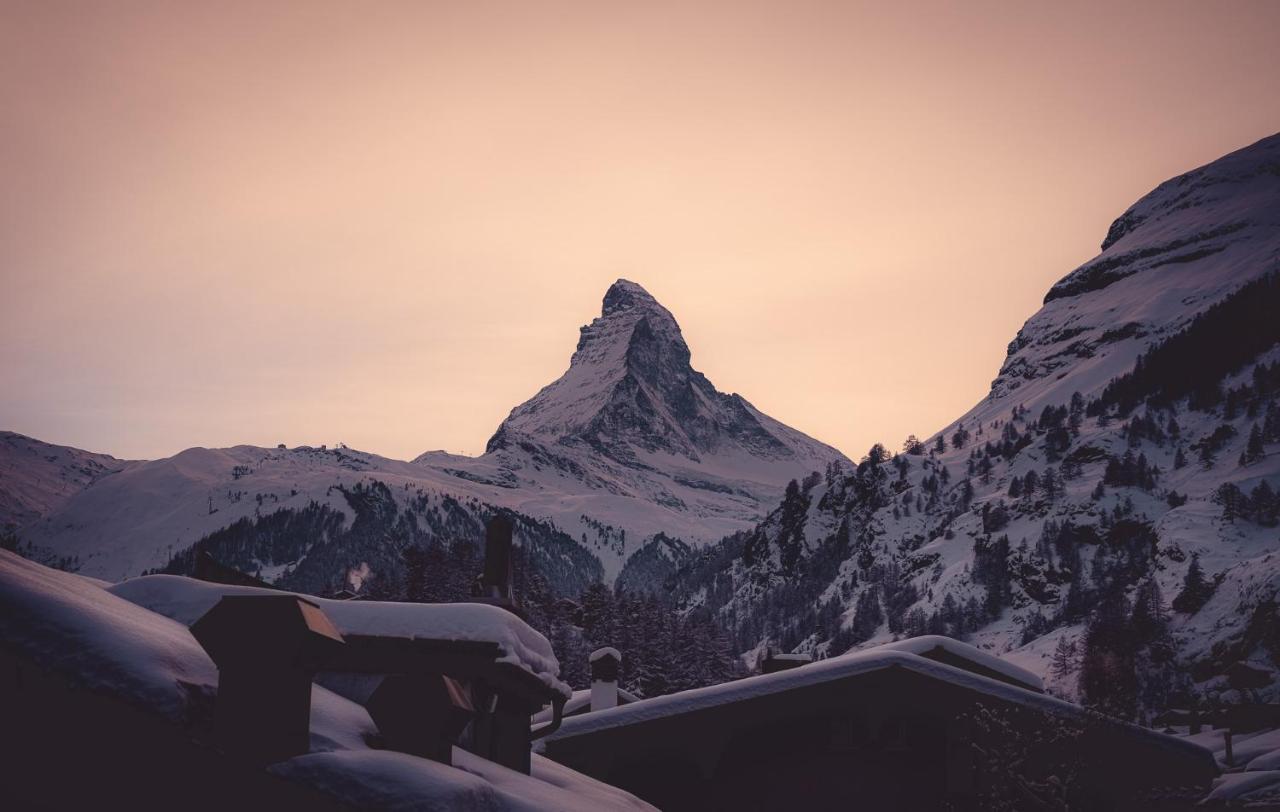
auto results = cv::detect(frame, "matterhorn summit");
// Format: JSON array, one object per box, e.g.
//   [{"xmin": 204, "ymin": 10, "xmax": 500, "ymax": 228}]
[
  {"xmin": 489, "ymin": 279, "xmax": 827, "ymax": 465},
  {"xmin": 418, "ymin": 279, "xmax": 849, "ymax": 573}
]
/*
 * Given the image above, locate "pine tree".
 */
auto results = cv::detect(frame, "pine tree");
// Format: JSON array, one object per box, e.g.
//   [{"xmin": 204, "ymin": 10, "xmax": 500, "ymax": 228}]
[
  {"xmin": 1213, "ymin": 483, "xmax": 1245, "ymax": 522},
  {"xmin": 1079, "ymin": 593, "xmax": 1138, "ymax": 720},
  {"xmin": 1049, "ymin": 635, "xmax": 1078, "ymax": 681},
  {"xmin": 1042, "ymin": 468, "xmax": 1059, "ymax": 502},
  {"xmin": 1007, "ymin": 475, "xmax": 1023, "ymax": 498},
  {"xmin": 1171, "ymin": 553, "xmax": 1213, "ymax": 615},
  {"xmin": 1243, "ymin": 423, "xmax": 1266, "ymax": 465}
]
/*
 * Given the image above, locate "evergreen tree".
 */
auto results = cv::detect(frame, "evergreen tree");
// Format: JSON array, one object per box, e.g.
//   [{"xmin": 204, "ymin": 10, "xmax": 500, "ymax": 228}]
[
  {"xmin": 1171, "ymin": 553, "xmax": 1214, "ymax": 614},
  {"xmin": 1049, "ymin": 635, "xmax": 1079, "ymax": 682},
  {"xmin": 1213, "ymin": 483, "xmax": 1245, "ymax": 522},
  {"xmin": 1079, "ymin": 593, "xmax": 1138, "ymax": 720},
  {"xmin": 1007, "ymin": 475, "xmax": 1023, "ymax": 498},
  {"xmin": 1243, "ymin": 423, "xmax": 1266, "ymax": 465}
]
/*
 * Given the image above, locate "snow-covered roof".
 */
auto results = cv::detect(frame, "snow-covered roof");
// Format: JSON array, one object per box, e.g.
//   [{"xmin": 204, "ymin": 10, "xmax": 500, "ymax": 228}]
[
  {"xmin": 108, "ymin": 574, "xmax": 570, "ymax": 697},
  {"xmin": 1179, "ymin": 726, "xmax": 1280, "ymax": 804},
  {"xmin": 874, "ymin": 635, "xmax": 1044, "ymax": 692},
  {"xmin": 0, "ymin": 551, "xmax": 650, "ymax": 811},
  {"xmin": 542, "ymin": 639, "xmax": 1211, "ymax": 766}
]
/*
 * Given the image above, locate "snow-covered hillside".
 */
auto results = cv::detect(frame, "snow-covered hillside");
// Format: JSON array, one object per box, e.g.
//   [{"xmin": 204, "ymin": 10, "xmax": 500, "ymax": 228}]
[
  {"xmin": 666, "ymin": 132, "xmax": 1280, "ymax": 713},
  {"xmin": 0, "ymin": 431, "xmax": 131, "ymax": 531},
  {"xmin": 7, "ymin": 281, "xmax": 845, "ymax": 586}
]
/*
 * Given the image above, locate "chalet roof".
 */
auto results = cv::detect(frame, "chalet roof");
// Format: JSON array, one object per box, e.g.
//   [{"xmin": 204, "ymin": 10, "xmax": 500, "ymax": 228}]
[{"xmin": 540, "ymin": 638, "xmax": 1212, "ymax": 766}]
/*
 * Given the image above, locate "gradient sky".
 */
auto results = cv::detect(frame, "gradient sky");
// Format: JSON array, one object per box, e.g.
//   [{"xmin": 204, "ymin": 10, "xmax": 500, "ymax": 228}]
[{"xmin": 3, "ymin": 1, "xmax": 1279, "ymax": 462}]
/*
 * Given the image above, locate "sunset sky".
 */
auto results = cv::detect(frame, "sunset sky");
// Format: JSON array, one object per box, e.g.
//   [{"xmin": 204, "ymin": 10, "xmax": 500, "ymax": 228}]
[{"xmin": 3, "ymin": 1, "xmax": 1279, "ymax": 462}]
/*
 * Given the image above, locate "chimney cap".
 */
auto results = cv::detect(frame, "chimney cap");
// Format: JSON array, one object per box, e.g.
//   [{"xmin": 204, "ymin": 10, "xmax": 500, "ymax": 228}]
[
  {"xmin": 589, "ymin": 647, "xmax": 622, "ymax": 664},
  {"xmin": 190, "ymin": 594, "xmax": 345, "ymax": 668}
]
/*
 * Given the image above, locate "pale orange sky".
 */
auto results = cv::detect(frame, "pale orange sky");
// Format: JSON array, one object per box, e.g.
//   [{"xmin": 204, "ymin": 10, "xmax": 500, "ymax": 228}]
[{"xmin": 2, "ymin": 1, "xmax": 1279, "ymax": 461}]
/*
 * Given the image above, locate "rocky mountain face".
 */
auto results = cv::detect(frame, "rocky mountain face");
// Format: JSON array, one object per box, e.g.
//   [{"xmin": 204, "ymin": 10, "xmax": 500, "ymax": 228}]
[
  {"xmin": 659, "ymin": 133, "xmax": 1280, "ymax": 716},
  {"xmin": 491, "ymin": 279, "xmax": 802, "ymax": 462},
  {"xmin": 7, "ymin": 281, "xmax": 845, "ymax": 589}
]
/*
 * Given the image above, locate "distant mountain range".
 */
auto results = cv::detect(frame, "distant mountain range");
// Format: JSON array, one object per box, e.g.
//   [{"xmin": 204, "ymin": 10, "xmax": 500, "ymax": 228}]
[{"xmin": 4, "ymin": 132, "xmax": 1279, "ymax": 711}]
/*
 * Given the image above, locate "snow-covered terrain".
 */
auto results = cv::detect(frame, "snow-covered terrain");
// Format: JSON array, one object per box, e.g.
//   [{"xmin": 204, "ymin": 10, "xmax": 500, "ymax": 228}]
[
  {"xmin": 0, "ymin": 431, "xmax": 131, "ymax": 530},
  {"xmin": 665, "ymin": 132, "xmax": 1280, "ymax": 706},
  {"xmin": 7, "ymin": 281, "xmax": 845, "ymax": 585}
]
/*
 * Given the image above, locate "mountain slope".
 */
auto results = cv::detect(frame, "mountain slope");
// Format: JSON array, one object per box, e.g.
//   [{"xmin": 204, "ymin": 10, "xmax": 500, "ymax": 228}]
[
  {"xmin": 667, "ymin": 132, "xmax": 1280, "ymax": 711},
  {"xmin": 0, "ymin": 431, "xmax": 132, "ymax": 530}
]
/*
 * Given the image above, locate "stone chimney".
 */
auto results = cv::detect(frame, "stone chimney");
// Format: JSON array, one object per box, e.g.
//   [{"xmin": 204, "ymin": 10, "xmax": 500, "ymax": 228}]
[
  {"xmin": 589, "ymin": 647, "xmax": 622, "ymax": 712},
  {"xmin": 470, "ymin": 516, "xmax": 526, "ymax": 618},
  {"xmin": 189, "ymin": 595, "xmax": 346, "ymax": 765}
]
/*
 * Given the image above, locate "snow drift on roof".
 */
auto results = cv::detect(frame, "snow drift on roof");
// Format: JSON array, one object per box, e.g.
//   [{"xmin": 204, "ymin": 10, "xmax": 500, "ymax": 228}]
[
  {"xmin": 874, "ymin": 635, "xmax": 1044, "ymax": 691},
  {"xmin": 108, "ymin": 574, "xmax": 570, "ymax": 697}
]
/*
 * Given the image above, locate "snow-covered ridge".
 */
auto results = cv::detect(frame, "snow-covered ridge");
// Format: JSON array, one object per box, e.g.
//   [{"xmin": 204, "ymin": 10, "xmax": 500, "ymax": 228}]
[{"xmin": 988, "ymin": 132, "xmax": 1280, "ymax": 413}]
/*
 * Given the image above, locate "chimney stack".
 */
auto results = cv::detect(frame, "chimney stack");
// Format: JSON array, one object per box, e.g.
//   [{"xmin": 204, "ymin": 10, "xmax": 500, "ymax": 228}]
[
  {"xmin": 481, "ymin": 516, "xmax": 514, "ymax": 601},
  {"xmin": 189, "ymin": 595, "xmax": 345, "ymax": 765},
  {"xmin": 761, "ymin": 651, "xmax": 812, "ymax": 674},
  {"xmin": 589, "ymin": 647, "xmax": 622, "ymax": 712}
]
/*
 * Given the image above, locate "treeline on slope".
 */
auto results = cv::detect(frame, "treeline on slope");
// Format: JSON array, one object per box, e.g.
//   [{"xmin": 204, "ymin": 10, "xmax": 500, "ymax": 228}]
[
  {"xmin": 1091, "ymin": 270, "xmax": 1280, "ymax": 416},
  {"xmin": 160, "ymin": 480, "xmax": 602, "ymax": 599},
  {"xmin": 165, "ymin": 477, "xmax": 732, "ymax": 698}
]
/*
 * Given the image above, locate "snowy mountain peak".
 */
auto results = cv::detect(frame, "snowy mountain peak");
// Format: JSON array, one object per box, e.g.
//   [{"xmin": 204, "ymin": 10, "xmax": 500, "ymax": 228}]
[
  {"xmin": 412, "ymin": 278, "xmax": 850, "ymax": 572},
  {"xmin": 986, "ymin": 132, "xmax": 1280, "ymax": 410},
  {"xmin": 601, "ymin": 278, "xmax": 662, "ymax": 317},
  {"xmin": 489, "ymin": 278, "xmax": 832, "ymax": 467}
]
